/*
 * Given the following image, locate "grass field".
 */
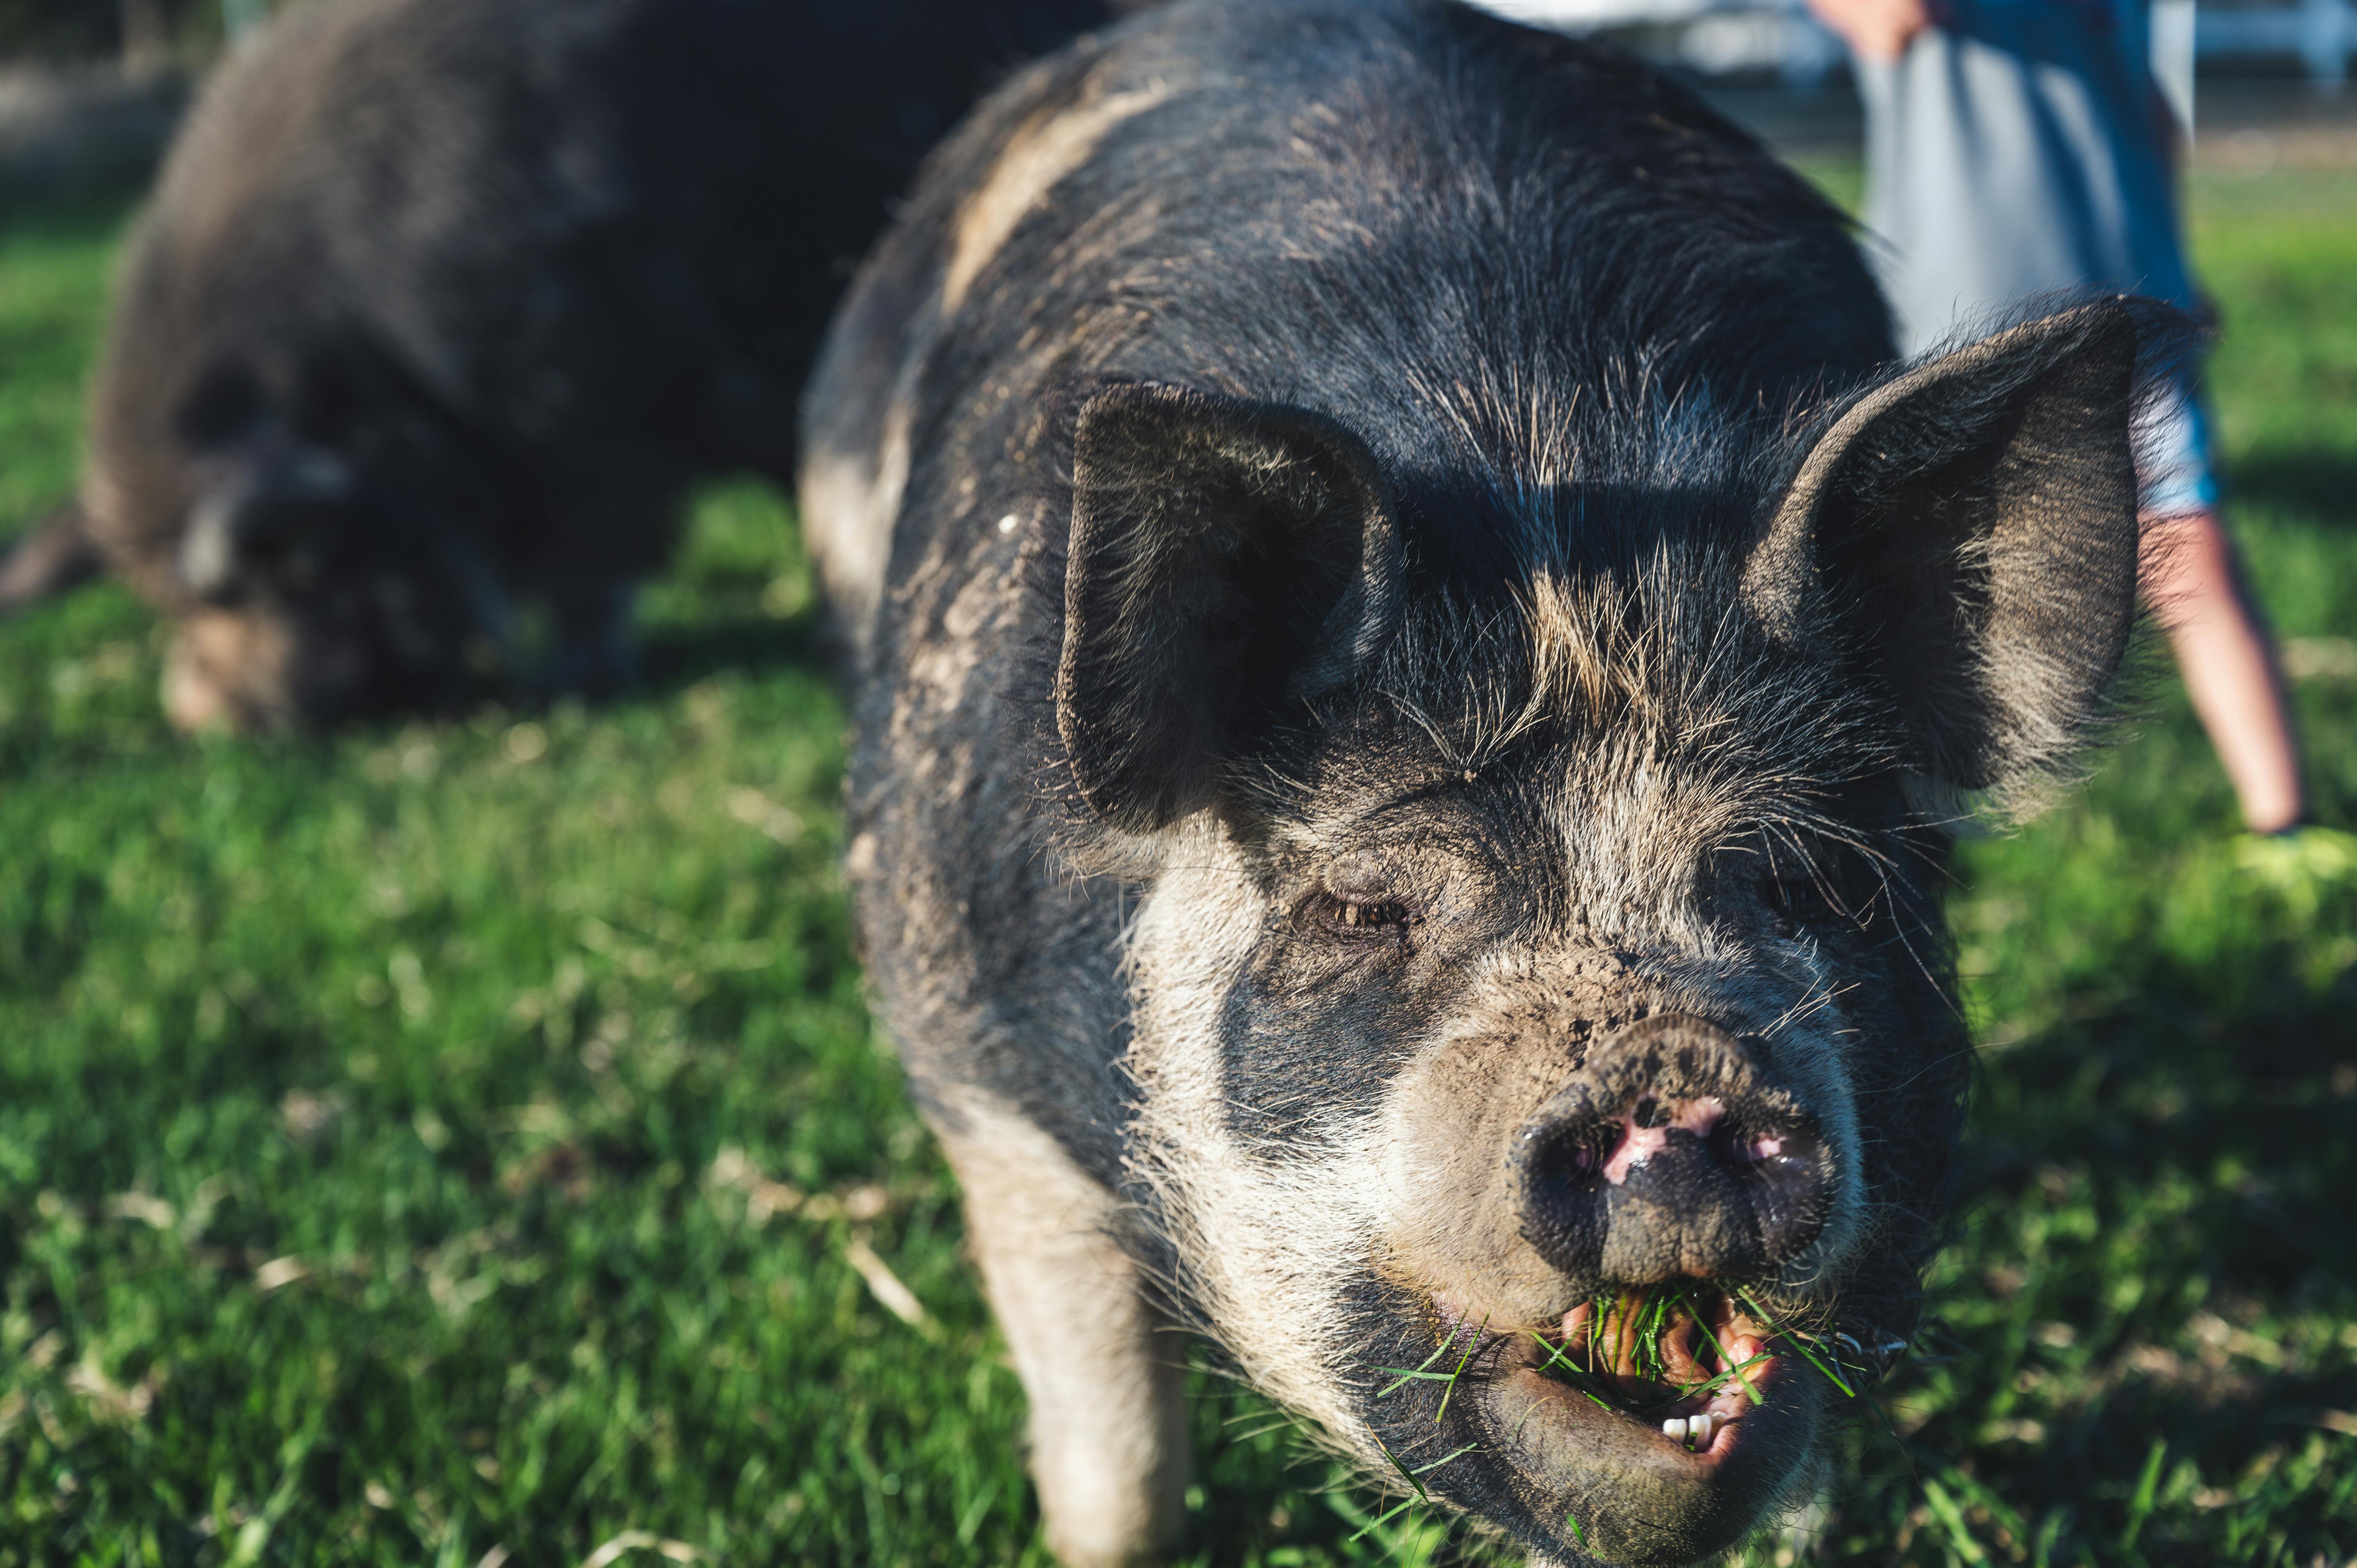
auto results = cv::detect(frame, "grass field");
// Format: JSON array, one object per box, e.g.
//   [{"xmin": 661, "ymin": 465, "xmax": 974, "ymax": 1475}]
[{"xmin": 0, "ymin": 156, "xmax": 2351, "ymax": 1568}]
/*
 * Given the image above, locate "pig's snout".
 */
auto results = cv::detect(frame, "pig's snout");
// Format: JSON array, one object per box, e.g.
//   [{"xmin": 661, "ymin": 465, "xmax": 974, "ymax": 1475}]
[{"xmin": 1512, "ymin": 1015, "xmax": 1828, "ymax": 1287}]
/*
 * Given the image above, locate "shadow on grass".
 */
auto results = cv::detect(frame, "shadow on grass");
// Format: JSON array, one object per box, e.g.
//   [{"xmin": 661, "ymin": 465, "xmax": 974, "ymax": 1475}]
[
  {"xmin": 636, "ymin": 613, "xmax": 835, "ymax": 695},
  {"xmin": 2230, "ymin": 445, "xmax": 2357, "ymax": 528},
  {"xmin": 0, "ymin": 173, "xmax": 146, "ymax": 249},
  {"xmin": 1824, "ymin": 958, "xmax": 2357, "ymax": 1564}
]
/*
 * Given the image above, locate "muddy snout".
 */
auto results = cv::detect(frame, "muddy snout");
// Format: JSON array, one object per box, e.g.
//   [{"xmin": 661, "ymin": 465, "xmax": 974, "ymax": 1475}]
[{"xmin": 1513, "ymin": 1015, "xmax": 1828, "ymax": 1288}]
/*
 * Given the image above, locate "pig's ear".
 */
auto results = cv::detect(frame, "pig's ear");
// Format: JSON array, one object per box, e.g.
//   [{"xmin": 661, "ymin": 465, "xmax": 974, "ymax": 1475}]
[
  {"xmin": 1744, "ymin": 302, "xmax": 2145, "ymax": 802},
  {"xmin": 1057, "ymin": 384, "xmax": 1402, "ymax": 832}
]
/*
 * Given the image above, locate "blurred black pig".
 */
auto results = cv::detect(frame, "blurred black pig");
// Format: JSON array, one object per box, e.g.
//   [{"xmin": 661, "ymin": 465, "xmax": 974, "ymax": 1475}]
[
  {"xmin": 803, "ymin": 1, "xmax": 2178, "ymax": 1563},
  {"xmin": 21, "ymin": 0, "xmax": 1127, "ymax": 729}
]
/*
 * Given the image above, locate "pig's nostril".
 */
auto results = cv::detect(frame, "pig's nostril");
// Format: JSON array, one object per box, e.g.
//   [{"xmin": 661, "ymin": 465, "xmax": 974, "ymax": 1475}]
[
  {"xmin": 1513, "ymin": 1113, "xmax": 1623, "ymax": 1281},
  {"xmin": 1711, "ymin": 1118, "xmax": 1789, "ymax": 1170},
  {"xmin": 1705, "ymin": 1118, "xmax": 1828, "ymax": 1261},
  {"xmin": 1530, "ymin": 1117, "xmax": 1620, "ymax": 1189}
]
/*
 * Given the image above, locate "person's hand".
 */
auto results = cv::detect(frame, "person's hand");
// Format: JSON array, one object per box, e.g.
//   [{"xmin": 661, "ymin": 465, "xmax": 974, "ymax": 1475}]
[{"xmin": 1802, "ymin": 0, "xmax": 1943, "ymax": 62}]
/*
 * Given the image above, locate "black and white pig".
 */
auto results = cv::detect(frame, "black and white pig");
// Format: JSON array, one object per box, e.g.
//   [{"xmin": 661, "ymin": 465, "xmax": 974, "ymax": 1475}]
[
  {"xmin": 802, "ymin": 0, "xmax": 2173, "ymax": 1563},
  {"xmin": 27, "ymin": 0, "xmax": 1127, "ymax": 729}
]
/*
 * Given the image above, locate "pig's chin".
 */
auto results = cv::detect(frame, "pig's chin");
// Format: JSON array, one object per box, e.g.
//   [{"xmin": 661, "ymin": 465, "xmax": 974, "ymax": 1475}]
[{"xmin": 1440, "ymin": 1296, "xmax": 1825, "ymax": 1566}]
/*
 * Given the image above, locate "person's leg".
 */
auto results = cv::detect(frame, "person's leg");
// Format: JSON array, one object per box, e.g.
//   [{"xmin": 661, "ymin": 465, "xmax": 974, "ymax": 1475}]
[{"xmin": 2142, "ymin": 507, "xmax": 2307, "ymax": 832}]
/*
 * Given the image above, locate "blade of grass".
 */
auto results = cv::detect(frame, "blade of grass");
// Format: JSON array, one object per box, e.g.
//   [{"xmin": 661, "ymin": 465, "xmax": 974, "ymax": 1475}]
[
  {"xmin": 1688, "ymin": 1306, "xmax": 1764, "ymax": 1406},
  {"xmin": 1640, "ymin": 1290, "xmax": 1671, "ymax": 1382},
  {"xmin": 2119, "ymin": 1437, "xmax": 2166, "ymax": 1553},
  {"xmin": 1373, "ymin": 1436, "xmax": 1430, "ymax": 1505},
  {"xmin": 1409, "ymin": 1442, "xmax": 1482, "ymax": 1476},
  {"xmin": 1920, "ymin": 1476, "xmax": 1992, "ymax": 1565},
  {"xmin": 1681, "ymin": 1350, "xmax": 1776, "ymax": 1399},
  {"xmin": 1376, "ymin": 1330, "xmax": 1460, "ymax": 1400},
  {"xmin": 1431, "ymin": 1314, "xmax": 1489, "ymax": 1425},
  {"xmin": 1733, "ymin": 1286, "xmax": 1856, "ymax": 1398},
  {"xmin": 1346, "ymin": 1495, "xmax": 1423, "ymax": 1545},
  {"xmin": 1528, "ymin": 1333, "xmax": 1621, "ymax": 1413}
]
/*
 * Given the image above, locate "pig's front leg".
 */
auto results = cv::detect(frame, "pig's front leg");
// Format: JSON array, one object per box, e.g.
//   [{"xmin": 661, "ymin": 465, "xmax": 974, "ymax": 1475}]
[{"xmin": 931, "ymin": 1090, "xmax": 1191, "ymax": 1568}]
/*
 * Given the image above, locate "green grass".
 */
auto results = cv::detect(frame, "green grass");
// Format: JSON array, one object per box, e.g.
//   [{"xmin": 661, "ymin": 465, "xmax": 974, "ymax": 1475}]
[{"xmin": 0, "ymin": 162, "xmax": 2350, "ymax": 1567}]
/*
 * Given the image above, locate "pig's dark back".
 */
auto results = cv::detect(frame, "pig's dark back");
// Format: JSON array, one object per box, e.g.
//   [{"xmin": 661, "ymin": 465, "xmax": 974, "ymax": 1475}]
[
  {"xmin": 813, "ymin": 0, "xmax": 1891, "ymax": 617},
  {"xmin": 807, "ymin": 0, "xmax": 1896, "ymax": 1169}
]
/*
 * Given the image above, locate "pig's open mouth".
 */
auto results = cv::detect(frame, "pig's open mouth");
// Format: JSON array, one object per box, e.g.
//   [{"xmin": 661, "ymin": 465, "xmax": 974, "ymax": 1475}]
[
  {"xmin": 1530, "ymin": 1288, "xmax": 1781, "ymax": 1457},
  {"xmin": 1422, "ymin": 1287, "xmax": 1840, "ymax": 1562}
]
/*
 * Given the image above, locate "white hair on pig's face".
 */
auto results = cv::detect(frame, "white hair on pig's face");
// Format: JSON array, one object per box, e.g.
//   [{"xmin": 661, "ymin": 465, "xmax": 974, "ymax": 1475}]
[{"xmin": 1123, "ymin": 816, "xmax": 1392, "ymax": 1451}]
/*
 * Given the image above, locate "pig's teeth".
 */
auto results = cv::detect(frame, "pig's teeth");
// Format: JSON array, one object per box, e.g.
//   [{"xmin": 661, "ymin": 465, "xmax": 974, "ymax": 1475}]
[
  {"xmin": 1661, "ymin": 1417, "xmax": 1687, "ymax": 1441},
  {"xmin": 1688, "ymin": 1412, "xmax": 1714, "ymax": 1449}
]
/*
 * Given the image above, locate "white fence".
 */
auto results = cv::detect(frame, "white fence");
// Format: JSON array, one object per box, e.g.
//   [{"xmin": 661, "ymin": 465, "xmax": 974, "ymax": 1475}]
[
  {"xmin": 1481, "ymin": 0, "xmax": 2356, "ymax": 89},
  {"xmin": 2200, "ymin": 0, "xmax": 2352, "ymax": 83}
]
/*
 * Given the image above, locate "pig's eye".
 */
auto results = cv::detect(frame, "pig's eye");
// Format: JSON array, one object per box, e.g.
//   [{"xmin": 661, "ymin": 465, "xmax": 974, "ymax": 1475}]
[
  {"xmin": 1762, "ymin": 872, "xmax": 1834, "ymax": 925},
  {"xmin": 1313, "ymin": 892, "xmax": 1417, "ymax": 940},
  {"xmin": 1757, "ymin": 852, "xmax": 1878, "ymax": 932}
]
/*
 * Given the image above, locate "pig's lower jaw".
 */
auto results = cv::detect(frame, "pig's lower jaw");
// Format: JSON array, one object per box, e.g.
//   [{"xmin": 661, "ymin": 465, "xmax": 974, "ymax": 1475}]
[{"xmin": 1457, "ymin": 1316, "xmax": 1823, "ymax": 1566}]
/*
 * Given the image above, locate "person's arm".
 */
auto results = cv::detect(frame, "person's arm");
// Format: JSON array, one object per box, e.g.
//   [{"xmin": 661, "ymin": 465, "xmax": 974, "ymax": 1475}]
[{"xmin": 1802, "ymin": 0, "xmax": 1942, "ymax": 61}]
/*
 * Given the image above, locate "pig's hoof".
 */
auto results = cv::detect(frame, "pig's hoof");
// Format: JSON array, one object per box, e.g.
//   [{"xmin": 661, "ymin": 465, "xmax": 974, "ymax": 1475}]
[
  {"xmin": 1033, "ymin": 1432, "xmax": 1190, "ymax": 1568},
  {"xmin": 1042, "ymin": 1501, "xmax": 1186, "ymax": 1568}
]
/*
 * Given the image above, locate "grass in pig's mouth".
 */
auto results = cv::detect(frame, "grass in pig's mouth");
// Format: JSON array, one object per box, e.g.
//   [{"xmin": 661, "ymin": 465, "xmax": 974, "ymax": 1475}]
[{"xmin": 1387, "ymin": 1284, "xmax": 1866, "ymax": 1454}]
